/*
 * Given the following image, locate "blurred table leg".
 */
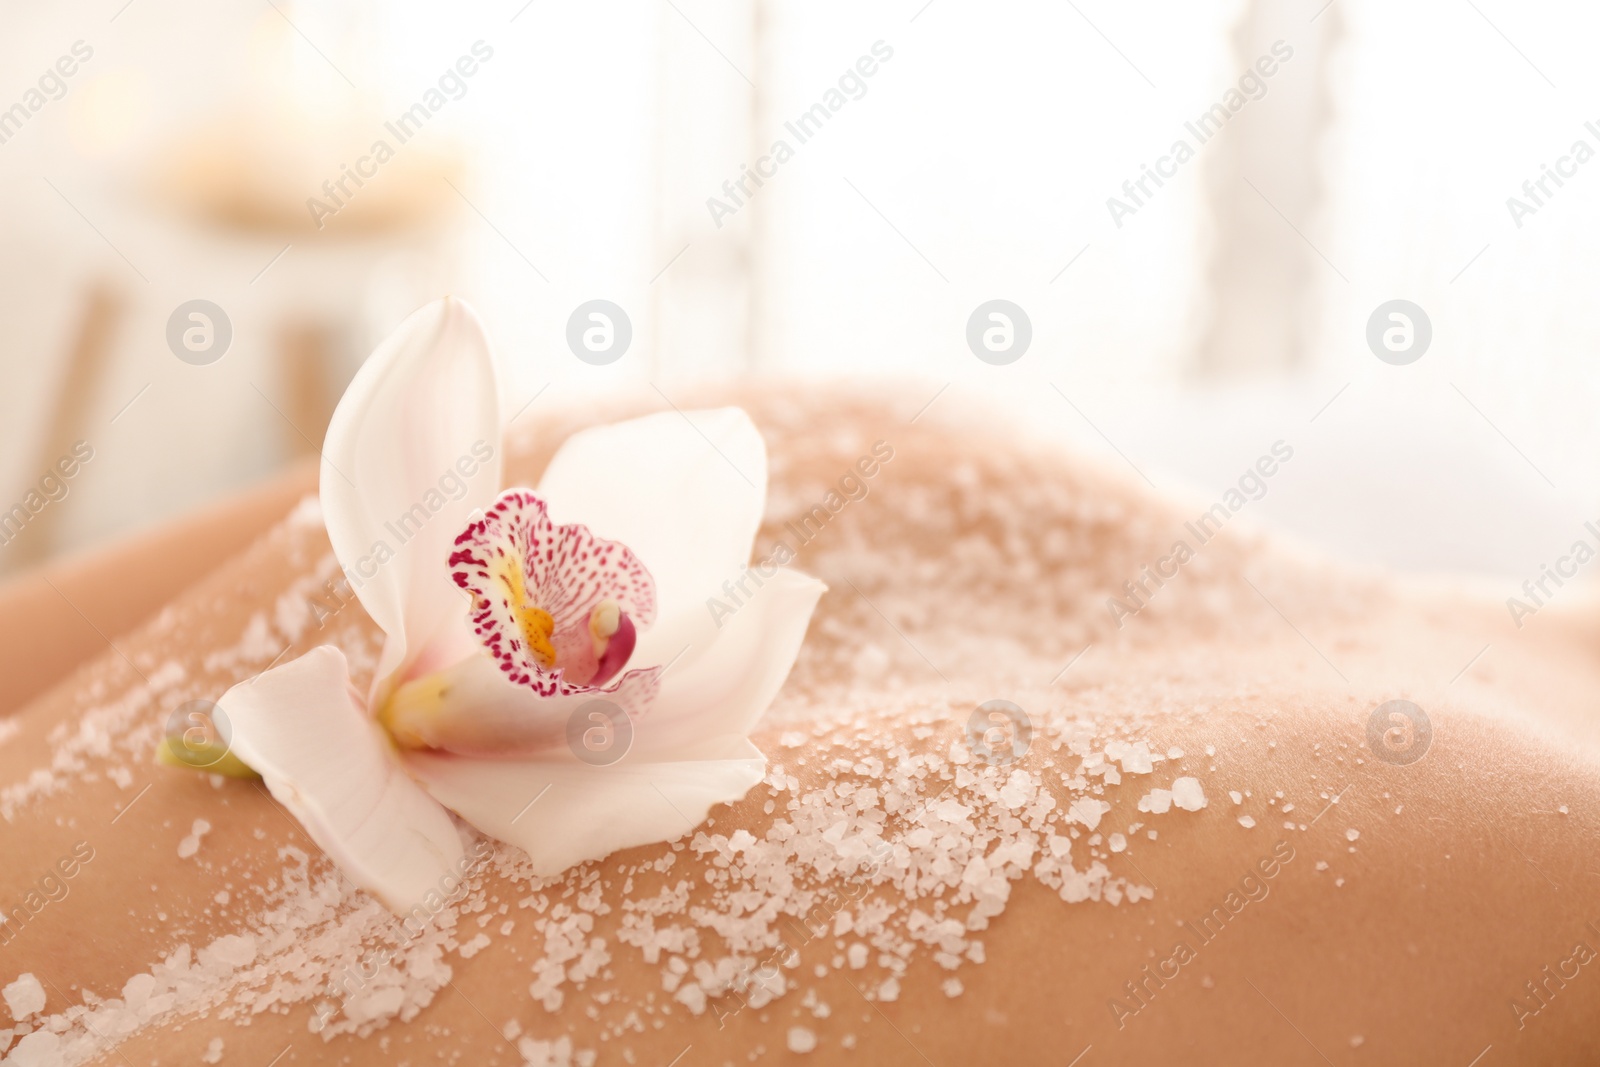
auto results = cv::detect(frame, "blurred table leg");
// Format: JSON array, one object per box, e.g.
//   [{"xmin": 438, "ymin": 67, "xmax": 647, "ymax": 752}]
[{"xmin": 8, "ymin": 281, "xmax": 123, "ymax": 567}]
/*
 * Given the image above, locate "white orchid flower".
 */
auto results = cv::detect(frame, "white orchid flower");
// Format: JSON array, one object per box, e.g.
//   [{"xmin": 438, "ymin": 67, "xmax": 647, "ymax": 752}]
[{"xmin": 180, "ymin": 298, "xmax": 824, "ymax": 911}]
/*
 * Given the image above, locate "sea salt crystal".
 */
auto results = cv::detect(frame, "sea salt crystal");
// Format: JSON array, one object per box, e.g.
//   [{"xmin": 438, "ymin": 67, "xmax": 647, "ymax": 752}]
[
  {"xmin": 942, "ymin": 978, "xmax": 964, "ymax": 998},
  {"xmin": 1229, "ymin": 791, "xmax": 1243, "ymax": 805},
  {"xmin": 517, "ymin": 1035, "xmax": 578, "ymax": 1066},
  {"xmin": 200, "ymin": 934, "xmax": 257, "ymax": 971},
  {"xmin": 8, "ymin": 1030, "xmax": 60, "ymax": 1063},
  {"xmin": 1238, "ymin": 816, "xmax": 1256, "ymax": 829},
  {"xmin": 1171, "ymin": 777, "xmax": 1207, "ymax": 811},
  {"xmin": 847, "ymin": 944, "xmax": 868, "ymax": 970},
  {"xmin": 781, "ymin": 732, "xmax": 808, "ymax": 749},
  {"xmin": 4, "ymin": 974, "xmax": 45, "ymax": 1020},
  {"xmin": 202, "ymin": 1036, "xmax": 224, "ymax": 1063},
  {"xmin": 1345, "ymin": 828, "xmax": 1360, "ymax": 842},
  {"xmin": 675, "ymin": 982, "xmax": 707, "ymax": 1015},
  {"xmin": 998, "ymin": 770, "xmax": 1034, "ymax": 809},
  {"xmin": 1068, "ymin": 798, "xmax": 1111, "ymax": 830},
  {"xmin": 788, "ymin": 1026, "xmax": 817, "ymax": 1053},
  {"xmin": 1108, "ymin": 834, "xmax": 1126, "ymax": 853},
  {"xmin": 1138, "ymin": 789, "xmax": 1172, "ymax": 814},
  {"xmin": 177, "ymin": 818, "xmax": 212, "ymax": 859},
  {"xmin": 1105, "ymin": 740, "xmax": 1153, "ymax": 774}
]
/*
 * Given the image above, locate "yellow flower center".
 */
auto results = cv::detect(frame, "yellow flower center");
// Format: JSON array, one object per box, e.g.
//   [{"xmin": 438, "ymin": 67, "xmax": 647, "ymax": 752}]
[{"xmin": 490, "ymin": 550, "xmax": 557, "ymax": 669}]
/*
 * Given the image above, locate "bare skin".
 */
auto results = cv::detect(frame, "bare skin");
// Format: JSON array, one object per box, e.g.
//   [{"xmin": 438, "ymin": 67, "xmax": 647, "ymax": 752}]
[{"xmin": 1, "ymin": 391, "xmax": 1597, "ymax": 1066}]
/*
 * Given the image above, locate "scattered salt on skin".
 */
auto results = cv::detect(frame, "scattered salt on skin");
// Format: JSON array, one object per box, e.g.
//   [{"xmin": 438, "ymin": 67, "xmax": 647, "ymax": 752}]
[
  {"xmin": 942, "ymin": 978, "xmax": 963, "ymax": 998},
  {"xmin": 1108, "ymin": 834, "xmax": 1127, "ymax": 853},
  {"xmin": 202, "ymin": 1036, "xmax": 224, "ymax": 1063},
  {"xmin": 788, "ymin": 1025, "xmax": 818, "ymax": 1053},
  {"xmin": 1, "ymin": 408, "xmax": 1277, "ymax": 1060},
  {"xmin": 1346, "ymin": 828, "xmax": 1360, "ymax": 842},
  {"xmin": 177, "ymin": 818, "xmax": 212, "ymax": 859},
  {"xmin": 1229, "ymin": 791, "xmax": 1243, "ymax": 805},
  {"xmin": 4, "ymin": 974, "xmax": 45, "ymax": 1020},
  {"xmin": 0, "ymin": 659, "xmax": 186, "ymax": 821},
  {"xmin": 1238, "ymin": 816, "xmax": 1256, "ymax": 829}
]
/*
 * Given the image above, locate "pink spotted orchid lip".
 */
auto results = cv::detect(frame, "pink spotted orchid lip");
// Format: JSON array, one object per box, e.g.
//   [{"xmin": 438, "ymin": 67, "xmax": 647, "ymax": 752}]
[{"xmin": 449, "ymin": 488, "xmax": 659, "ymax": 706}]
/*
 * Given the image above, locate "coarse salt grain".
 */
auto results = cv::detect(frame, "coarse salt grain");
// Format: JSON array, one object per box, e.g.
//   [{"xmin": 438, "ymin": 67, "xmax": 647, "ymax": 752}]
[
  {"xmin": 788, "ymin": 1026, "xmax": 817, "ymax": 1053},
  {"xmin": 4, "ymin": 974, "xmax": 45, "ymax": 1020},
  {"xmin": 177, "ymin": 818, "xmax": 211, "ymax": 859},
  {"xmin": 1137, "ymin": 789, "xmax": 1172, "ymax": 814},
  {"xmin": 1171, "ymin": 777, "xmax": 1207, "ymax": 811}
]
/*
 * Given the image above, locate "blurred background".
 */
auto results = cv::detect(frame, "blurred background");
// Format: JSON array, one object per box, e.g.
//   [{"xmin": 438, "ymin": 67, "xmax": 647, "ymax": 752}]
[{"xmin": 0, "ymin": 0, "xmax": 1595, "ymax": 587}]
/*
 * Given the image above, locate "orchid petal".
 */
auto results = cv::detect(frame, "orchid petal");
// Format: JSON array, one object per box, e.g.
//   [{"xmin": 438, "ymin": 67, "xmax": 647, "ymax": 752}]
[
  {"xmin": 321, "ymin": 298, "xmax": 502, "ymax": 695},
  {"xmin": 220, "ymin": 646, "xmax": 465, "ymax": 912},
  {"xmin": 638, "ymin": 567, "xmax": 826, "ymax": 753},
  {"xmin": 535, "ymin": 408, "xmax": 766, "ymax": 664},
  {"xmin": 405, "ymin": 736, "xmax": 765, "ymax": 877}
]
